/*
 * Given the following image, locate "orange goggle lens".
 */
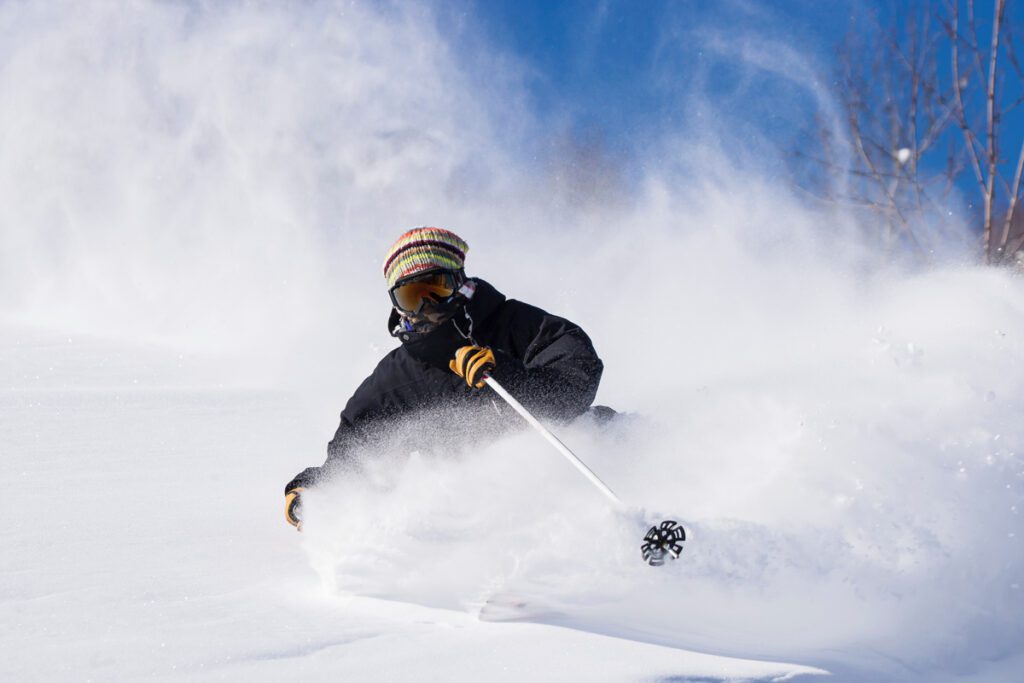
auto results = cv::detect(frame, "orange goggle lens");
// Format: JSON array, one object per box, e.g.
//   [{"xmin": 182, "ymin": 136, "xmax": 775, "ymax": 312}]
[{"xmin": 390, "ymin": 272, "xmax": 457, "ymax": 313}]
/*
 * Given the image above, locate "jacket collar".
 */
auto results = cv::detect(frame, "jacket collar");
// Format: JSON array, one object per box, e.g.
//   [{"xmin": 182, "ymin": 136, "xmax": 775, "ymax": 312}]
[
  {"xmin": 461, "ymin": 277, "xmax": 506, "ymax": 329},
  {"xmin": 386, "ymin": 278, "xmax": 506, "ymax": 364}
]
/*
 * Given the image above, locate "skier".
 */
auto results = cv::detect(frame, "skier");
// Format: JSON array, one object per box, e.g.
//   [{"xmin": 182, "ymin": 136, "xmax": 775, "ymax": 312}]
[{"xmin": 285, "ymin": 227, "xmax": 606, "ymax": 529}]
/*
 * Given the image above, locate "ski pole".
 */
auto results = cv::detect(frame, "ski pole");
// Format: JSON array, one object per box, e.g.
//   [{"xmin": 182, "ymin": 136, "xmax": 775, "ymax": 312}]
[
  {"xmin": 482, "ymin": 374, "xmax": 623, "ymax": 508},
  {"xmin": 482, "ymin": 373, "xmax": 686, "ymax": 566}
]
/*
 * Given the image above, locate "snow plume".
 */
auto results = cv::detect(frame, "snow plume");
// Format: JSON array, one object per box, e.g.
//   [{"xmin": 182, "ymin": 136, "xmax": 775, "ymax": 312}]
[
  {"xmin": 305, "ymin": 180, "xmax": 1024, "ymax": 678},
  {"xmin": 3, "ymin": 1, "xmax": 1024, "ymax": 680},
  {"xmin": 0, "ymin": 0, "xmax": 522, "ymax": 361}
]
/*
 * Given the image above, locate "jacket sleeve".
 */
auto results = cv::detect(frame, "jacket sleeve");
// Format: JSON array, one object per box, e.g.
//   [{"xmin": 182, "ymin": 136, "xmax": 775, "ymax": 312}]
[
  {"xmin": 486, "ymin": 303, "xmax": 603, "ymax": 421},
  {"xmin": 284, "ymin": 361, "xmax": 397, "ymax": 493}
]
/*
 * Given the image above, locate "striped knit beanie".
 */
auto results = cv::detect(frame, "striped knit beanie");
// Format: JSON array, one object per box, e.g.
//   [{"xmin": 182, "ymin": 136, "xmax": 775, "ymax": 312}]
[{"xmin": 382, "ymin": 227, "xmax": 469, "ymax": 288}]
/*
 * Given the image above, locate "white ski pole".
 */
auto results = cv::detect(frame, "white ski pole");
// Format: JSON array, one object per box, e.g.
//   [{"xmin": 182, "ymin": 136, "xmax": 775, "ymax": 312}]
[
  {"xmin": 483, "ymin": 374, "xmax": 623, "ymax": 508},
  {"xmin": 482, "ymin": 373, "xmax": 686, "ymax": 566}
]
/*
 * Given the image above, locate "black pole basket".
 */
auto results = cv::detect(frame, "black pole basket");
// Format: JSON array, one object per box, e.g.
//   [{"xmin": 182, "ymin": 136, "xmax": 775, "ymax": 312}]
[{"xmin": 640, "ymin": 520, "xmax": 686, "ymax": 566}]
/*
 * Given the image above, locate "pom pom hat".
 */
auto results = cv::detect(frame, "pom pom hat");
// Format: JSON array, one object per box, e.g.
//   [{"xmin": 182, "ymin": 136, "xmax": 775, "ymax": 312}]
[{"xmin": 382, "ymin": 227, "xmax": 469, "ymax": 289}]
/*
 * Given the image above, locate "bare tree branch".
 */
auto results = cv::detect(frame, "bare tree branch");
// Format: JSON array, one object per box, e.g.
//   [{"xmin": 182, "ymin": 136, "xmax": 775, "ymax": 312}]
[
  {"xmin": 968, "ymin": 0, "xmax": 987, "ymax": 77},
  {"xmin": 1005, "ymin": 92, "xmax": 1024, "ymax": 114},
  {"xmin": 981, "ymin": 0, "xmax": 1005, "ymax": 263},
  {"xmin": 792, "ymin": 0, "xmax": 1022, "ymax": 264},
  {"xmin": 794, "ymin": 150, "xmax": 906, "ymax": 180},
  {"xmin": 1006, "ymin": 230, "xmax": 1024, "ymax": 256},
  {"xmin": 951, "ymin": 2, "xmax": 988, "ymax": 193},
  {"xmin": 999, "ymin": 139, "xmax": 1024, "ymax": 254},
  {"xmin": 1005, "ymin": 15, "xmax": 1024, "ymax": 85}
]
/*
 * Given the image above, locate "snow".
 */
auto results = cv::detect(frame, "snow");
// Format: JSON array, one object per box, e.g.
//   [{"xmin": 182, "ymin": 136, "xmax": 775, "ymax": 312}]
[
  {"xmin": 2, "ymin": 1, "xmax": 1024, "ymax": 681},
  {"xmin": 1, "ymin": 327, "xmax": 823, "ymax": 682},
  {"xmin": 5, "ymin": 276, "xmax": 1024, "ymax": 683}
]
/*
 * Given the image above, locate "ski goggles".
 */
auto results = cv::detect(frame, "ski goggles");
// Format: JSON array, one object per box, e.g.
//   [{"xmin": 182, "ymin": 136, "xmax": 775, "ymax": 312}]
[{"xmin": 389, "ymin": 270, "xmax": 460, "ymax": 314}]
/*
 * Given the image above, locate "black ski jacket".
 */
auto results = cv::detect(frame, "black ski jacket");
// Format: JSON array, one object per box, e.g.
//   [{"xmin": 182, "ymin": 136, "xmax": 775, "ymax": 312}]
[{"xmin": 286, "ymin": 279, "xmax": 603, "ymax": 492}]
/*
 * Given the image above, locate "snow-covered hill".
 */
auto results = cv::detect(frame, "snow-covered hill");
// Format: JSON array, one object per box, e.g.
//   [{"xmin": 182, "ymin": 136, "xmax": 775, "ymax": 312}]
[
  {"xmin": 1, "ymin": 326, "xmax": 826, "ymax": 681},
  {"xmin": 2, "ymin": 2, "xmax": 1023, "ymax": 681}
]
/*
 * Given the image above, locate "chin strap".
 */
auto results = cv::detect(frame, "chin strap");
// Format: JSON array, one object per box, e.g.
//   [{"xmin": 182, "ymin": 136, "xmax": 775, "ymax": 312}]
[{"xmin": 451, "ymin": 282, "xmax": 478, "ymax": 344}]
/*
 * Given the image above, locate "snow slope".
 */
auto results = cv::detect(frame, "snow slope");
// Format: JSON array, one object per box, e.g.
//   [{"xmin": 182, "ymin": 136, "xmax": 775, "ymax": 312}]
[
  {"xmin": 2, "ymin": 2, "xmax": 1024, "ymax": 681},
  {"xmin": 4, "ymin": 266, "xmax": 1023, "ymax": 681},
  {"xmin": 0, "ymin": 326, "xmax": 824, "ymax": 681}
]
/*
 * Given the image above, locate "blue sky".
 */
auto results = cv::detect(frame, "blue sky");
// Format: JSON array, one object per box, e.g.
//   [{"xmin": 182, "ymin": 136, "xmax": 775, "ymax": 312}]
[
  {"xmin": 463, "ymin": 0, "xmax": 1024, "ymax": 222},
  {"xmin": 470, "ymin": 1, "xmax": 854, "ymax": 149}
]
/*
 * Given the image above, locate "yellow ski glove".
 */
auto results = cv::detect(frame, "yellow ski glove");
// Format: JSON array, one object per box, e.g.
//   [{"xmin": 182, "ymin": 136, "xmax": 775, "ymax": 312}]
[
  {"xmin": 285, "ymin": 487, "xmax": 305, "ymax": 530},
  {"xmin": 450, "ymin": 345, "xmax": 496, "ymax": 389}
]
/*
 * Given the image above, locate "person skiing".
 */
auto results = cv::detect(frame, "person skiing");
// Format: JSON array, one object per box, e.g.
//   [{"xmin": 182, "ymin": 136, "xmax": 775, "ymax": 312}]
[{"xmin": 284, "ymin": 227, "xmax": 606, "ymax": 529}]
